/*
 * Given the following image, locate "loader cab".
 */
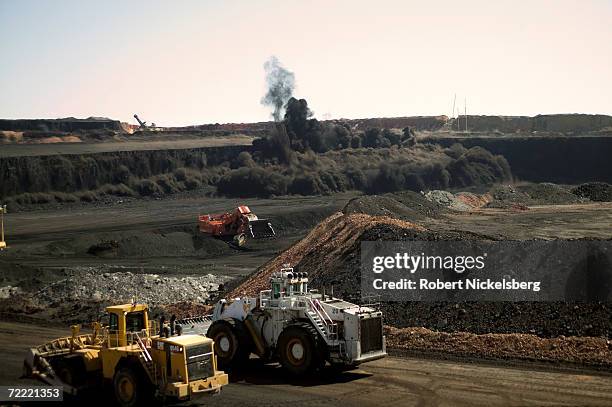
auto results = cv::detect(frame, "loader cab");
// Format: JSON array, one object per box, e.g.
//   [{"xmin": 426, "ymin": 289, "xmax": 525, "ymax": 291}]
[
  {"xmin": 266, "ymin": 268, "xmax": 309, "ymax": 307},
  {"xmin": 105, "ymin": 303, "xmax": 150, "ymax": 347}
]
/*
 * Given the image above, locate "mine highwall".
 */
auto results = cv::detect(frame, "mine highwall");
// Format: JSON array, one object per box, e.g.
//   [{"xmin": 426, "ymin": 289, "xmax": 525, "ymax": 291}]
[
  {"xmin": 1, "ymin": 136, "xmax": 611, "ymax": 198},
  {"xmin": 422, "ymin": 135, "xmax": 612, "ymax": 184},
  {"xmin": 0, "ymin": 145, "xmax": 249, "ymax": 197}
]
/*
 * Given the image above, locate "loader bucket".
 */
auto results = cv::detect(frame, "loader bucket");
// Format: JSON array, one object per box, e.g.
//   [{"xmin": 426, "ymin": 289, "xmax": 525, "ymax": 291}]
[{"xmin": 248, "ymin": 219, "xmax": 275, "ymax": 238}]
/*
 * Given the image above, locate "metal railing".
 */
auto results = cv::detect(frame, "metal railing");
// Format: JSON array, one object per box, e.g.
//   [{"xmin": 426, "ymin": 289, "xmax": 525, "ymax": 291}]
[
  {"xmin": 307, "ymin": 298, "xmax": 337, "ymax": 341},
  {"xmin": 106, "ymin": 326, "xmax": 157, "ymax": 348},
  {"xmin": 133, "ymin": 331, "xmax": 152, "ymax": 362},
  {"xmin": 358, "ymin": 294, "xmax": 381, "ymax": 311},
  {"xmin": 259, "ymin": 290, "xmax": 272, "ymax": 308}
]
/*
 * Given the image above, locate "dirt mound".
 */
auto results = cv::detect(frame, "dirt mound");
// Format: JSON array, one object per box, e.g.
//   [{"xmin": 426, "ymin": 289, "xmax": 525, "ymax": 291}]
[
  {"xmin": 227, "ymin": 213, "xmax": 424, "ymax": 298},
  {"xmin": 228, "ymin": 213, "xmax": 486, "ymax": 299},
  {"xmin": 572, "ymin": 182, "xmax": 612, "ymax": 202},
  {"xmin": 33, "ymin": 268, "xmax": 225, "ymax": 306},
  {"xmin": 424, "ymin": 190, "xmax": 471, "ymax": 210},
  {"xmin": 423, "ymin": 190, "xmax": 493, "ymax": 211},
  {"xmin": 343, "ymin": 191, "xmax": 443, "ymax": 220},
  {"xmin": 0, "ymin": 266, "xmax": 228, "ymax": 323},
  {"xmin": 0, "ymin": 131, "xmax": 24, "ymax": 143},
  {"xmin": 517, "ymin": 183, "xmax": 583, "ymax": 205},
  {"xmin": 486, "ymin": 183, "xmax": 584, "ymax": 208},
  {"xmin": 0, "ymin": 118, "xmax": 124, "ymax": 133},
  {"xmin": 488, "ymin": 185, "xmax": 531, "ymax": 205},
  {"xmin": 455, "ymin": 192, "xmax": 492, "ymax": 208},
  {"xmin": 386, "ymin": 326, "xmax": 612, "ymax": 367},
  {"xmin": 425, "ymin": 190, "xmax": 493, "ymax": 211},
  {"xmin": 304, "ymin": 223, "xmax": 493, "ymax": 302},
  {"xmin": 230, "ymin": 212, "xmax": 611, "ymax": 337}
]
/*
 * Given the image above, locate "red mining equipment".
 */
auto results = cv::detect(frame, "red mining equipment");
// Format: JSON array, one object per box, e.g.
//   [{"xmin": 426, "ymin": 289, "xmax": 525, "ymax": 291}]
[{"xmin": 198, "ymin": 205, "xmax": 275, "ymax": 246}]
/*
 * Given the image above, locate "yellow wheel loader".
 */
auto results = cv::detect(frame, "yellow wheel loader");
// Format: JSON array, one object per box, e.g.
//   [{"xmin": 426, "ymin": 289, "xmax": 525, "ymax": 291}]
[{"xmin": 23, "ymin": 302, "xmax": 228, "ymax": 406}]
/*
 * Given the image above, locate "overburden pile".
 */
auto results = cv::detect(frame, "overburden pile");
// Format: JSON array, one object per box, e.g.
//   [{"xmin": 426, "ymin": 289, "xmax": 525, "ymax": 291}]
[{"xmin": 230, "ymin": 204, "xmax": 612, "ymax": 338}]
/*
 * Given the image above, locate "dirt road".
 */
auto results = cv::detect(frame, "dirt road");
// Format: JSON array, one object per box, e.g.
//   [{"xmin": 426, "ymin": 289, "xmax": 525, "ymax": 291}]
[
  {"xmin": 429, "ymin": 202, "xmax": 612, "ymax": 240},
  {"xmin": 205, "ymin": 357, "xmax": 612, "ymax": 407},
  {"xmin": 2, "ymin": 321, "xmax": 611, "ymax": 407}
]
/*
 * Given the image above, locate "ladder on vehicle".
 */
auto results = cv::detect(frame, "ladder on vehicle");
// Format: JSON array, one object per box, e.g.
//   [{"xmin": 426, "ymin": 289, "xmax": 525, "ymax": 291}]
[
  {"xmin": 132, "ymin": 331, "xmax": 156, "ymax": 382},
  {"xmin": 306, "ymin": 299, "xmax": 337, "ymax": 342}
]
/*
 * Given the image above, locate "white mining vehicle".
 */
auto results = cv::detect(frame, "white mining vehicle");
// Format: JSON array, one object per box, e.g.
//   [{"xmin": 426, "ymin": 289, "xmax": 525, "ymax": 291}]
[{"xmin": 177, "ymin": 266, "xmax": 386, "ymax": 374}]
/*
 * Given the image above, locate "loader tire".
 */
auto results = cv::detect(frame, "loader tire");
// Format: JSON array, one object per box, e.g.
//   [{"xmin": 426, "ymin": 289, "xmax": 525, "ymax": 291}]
[
  {"xmin": 207, "ymin": 319, "xmax": 252, "ymax": 370},
  {"xmin": 113, "ymin": 366, "xmax": 149, "ymax": 407},
  {"xmin": 50, "ymin": 355, "xmax": 86, "ymax": 387},
  {"xmin": 278, "ymin": 323, "xmax": 323, "ymax": 376}
]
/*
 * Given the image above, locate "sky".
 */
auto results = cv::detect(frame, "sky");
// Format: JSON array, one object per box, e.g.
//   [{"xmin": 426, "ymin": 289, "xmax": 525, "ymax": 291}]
[{"xmin": 0, "ymin": 0, "xmax": 611, "ymax": 126}]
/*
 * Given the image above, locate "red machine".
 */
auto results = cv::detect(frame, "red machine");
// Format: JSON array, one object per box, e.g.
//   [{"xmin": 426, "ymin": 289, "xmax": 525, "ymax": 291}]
[{"xmin": 198, "ymin": 205, "xmax": 275, "ymax": 246}]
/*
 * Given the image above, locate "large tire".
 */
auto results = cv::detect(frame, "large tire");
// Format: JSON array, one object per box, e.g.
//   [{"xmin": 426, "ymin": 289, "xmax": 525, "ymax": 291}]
[
  {"xmin": 50, "ymin": 355, "xmax": 86, "ymax": 387},
  {"xmin": 207, "ymin": 319, "xmax": 252, "ymax": 370},
  {"xmin": 277, "ymin": 323, "xmax": 323, "ymax": 376},
  {"xmin": 113, "ymin": 366, "xmax": 149, "ymax": 407}
]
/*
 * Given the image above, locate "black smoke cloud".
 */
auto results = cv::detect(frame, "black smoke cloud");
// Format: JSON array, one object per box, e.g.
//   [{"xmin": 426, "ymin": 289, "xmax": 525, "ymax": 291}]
[{"xmin": 261, "ymin": 56, "xmax": 295, "ymax": 122}]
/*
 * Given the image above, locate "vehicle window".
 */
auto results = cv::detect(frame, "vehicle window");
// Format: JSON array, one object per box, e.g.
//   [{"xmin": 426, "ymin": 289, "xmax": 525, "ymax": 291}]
[
  {"xmin": 109, "ymin": 313, "xmax": 119, "ymax": 332},
  {"xmin": 272, "ymin": 283, "xmax": 280, "ymax": 299},
  {"xmin": 126, "ymin": 311, "xmax": 145, "ymax": 332}
]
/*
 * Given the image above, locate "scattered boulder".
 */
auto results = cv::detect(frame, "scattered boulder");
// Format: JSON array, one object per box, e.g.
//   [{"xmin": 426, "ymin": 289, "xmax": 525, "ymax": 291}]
[{"xmin": 424, "ymin": 190, "xmax": 471, "ymax": 211}]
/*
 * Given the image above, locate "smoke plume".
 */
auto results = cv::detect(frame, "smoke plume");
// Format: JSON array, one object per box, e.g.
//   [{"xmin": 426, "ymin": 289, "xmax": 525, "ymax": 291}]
[{"xmin": 261, "ymin": 56, "xmax": 295, "ymax": 121}]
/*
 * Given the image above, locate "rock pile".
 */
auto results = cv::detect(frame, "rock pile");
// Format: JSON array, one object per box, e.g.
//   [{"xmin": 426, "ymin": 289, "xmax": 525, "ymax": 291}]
[
  {"xmin": 424, "ymin": 190, "xmax": 472, "ymax": 210},
  {"xmin": 5, "ymin": 267, "xmax": 228, "ymax": 312}
]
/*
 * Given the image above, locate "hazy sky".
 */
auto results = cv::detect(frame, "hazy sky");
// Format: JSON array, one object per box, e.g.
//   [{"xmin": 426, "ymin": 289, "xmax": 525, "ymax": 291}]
[{"xmin": 1, "ymin": 0, "xmax": 611, "ymax": 126}]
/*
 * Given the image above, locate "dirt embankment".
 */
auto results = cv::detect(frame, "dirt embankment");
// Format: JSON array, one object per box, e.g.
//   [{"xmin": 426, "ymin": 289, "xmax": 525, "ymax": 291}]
[
  {"xmin": 335, "ymin": 116, "xmax": 448, "ymax": 131},
  {"xmin": 1, "ymin": 142, "xmax": 513, "ymax": 209},
  {"xmin": 230, "ymin": 194, "xmax": 612, "ymax": 338},
  {"xmin": 0, "ymin": 145, "xmax": 247, "ymax": 201},
  {"xmin": 452, "ymin": 114, "xmax": 612, "ymax": 133},
  {"xmin": 159, "ymin": 113, "xmax": 612, "ymax": 134},
  {"xmin": 0, "ymin": 118, "xmax": 125, "ymax": 145},
  {"xmin": 385, "ymin": 326, "xmax": 612, "ymax": 368},
  {"xmin": 227, "ymin": 212, "xmax": 425, "ymax": 298},
  {"xmin": 0, "ymin": 118, "xmax": 124, "ymax": 133}
]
